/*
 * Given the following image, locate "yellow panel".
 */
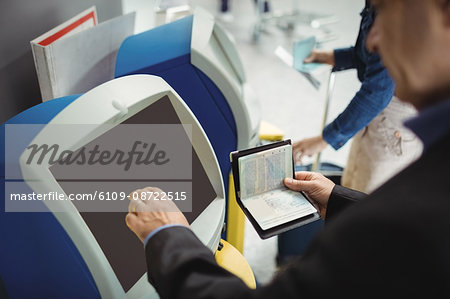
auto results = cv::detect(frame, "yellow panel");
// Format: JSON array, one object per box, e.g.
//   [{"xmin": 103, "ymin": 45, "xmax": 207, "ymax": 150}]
[
  {"xmin": 215, "ymin": 239, "xmax": 256, "ymax": 288},
  {"xmin": 258, "ymin": 120, "xmax": 284, "ymax": 141},
  {"xmin": 226, "ymin": 172, "xmax": 245, "ymax": 253}
]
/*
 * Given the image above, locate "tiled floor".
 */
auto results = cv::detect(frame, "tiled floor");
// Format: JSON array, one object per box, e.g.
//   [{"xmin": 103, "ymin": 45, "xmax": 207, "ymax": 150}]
[{"xmin": 191, "ymin": 0, "xmax": 363, "ymax": 285}]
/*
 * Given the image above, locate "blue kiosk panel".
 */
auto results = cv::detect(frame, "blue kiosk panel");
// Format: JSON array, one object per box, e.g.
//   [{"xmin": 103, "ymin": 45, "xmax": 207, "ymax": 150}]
[
  {"xmin": 115, "ymin": 16, "xmax": 238, "ymax": 204},
  {"xmin": 0, "ymin": 95, "xmax": 102, "ymax": 298}
]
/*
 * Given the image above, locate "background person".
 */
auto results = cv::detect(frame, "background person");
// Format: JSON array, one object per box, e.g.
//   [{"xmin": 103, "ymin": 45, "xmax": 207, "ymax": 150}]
[{"xmin": 293, "ymin": 0, "xmax": 422, "ymax": 193}]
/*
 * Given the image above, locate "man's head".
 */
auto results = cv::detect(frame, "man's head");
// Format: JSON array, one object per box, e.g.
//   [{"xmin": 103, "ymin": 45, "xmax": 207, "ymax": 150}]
[{"xmin": 366, "ymin": 0, "xmax": 450, "ymax": 109}]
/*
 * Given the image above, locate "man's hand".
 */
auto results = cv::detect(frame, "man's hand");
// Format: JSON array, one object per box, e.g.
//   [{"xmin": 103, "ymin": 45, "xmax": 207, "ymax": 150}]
[
  {"xmin": 304, "ymin": 49, "xmax": 335, "ymax": 66},
  {"xmin": 125, "ymin": 187, "xmax": 189, "ymax": 243},
  {"xmin": 292, "ymin": 136, "xmax": 328, "ymax": 164},
  {"xmin": 284, "ymin": 172, "xmax": 335, "ymax": 219}
]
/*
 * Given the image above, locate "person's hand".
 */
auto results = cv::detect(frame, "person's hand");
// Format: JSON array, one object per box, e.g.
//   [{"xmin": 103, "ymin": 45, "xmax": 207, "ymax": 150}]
[
  {"xmin": 304, "ymin": 49, "xmax": 335, "ymax": 66},
  {"xmin": 125, "ymin": 187, "xmax": 189, "ymax": 243},
  {"xmin": 284, "ymin": 172, "xmax": 335, "ymax": 219},
  {"xmin": 292, "ymin": 136, "xmax": 328, "ymax": 164}
]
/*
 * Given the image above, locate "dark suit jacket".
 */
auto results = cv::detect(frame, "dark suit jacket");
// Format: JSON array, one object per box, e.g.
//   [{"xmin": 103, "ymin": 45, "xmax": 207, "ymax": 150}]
[{"xmin": 145, "ymin": 133, "xmax": 450, "ymax": 298}]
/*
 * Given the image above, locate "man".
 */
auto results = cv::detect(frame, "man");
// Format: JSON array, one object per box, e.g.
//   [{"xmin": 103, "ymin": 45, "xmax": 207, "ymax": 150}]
[{"xmin": 126, "ymin": 0, "xmax": 450, "ymax": 297}]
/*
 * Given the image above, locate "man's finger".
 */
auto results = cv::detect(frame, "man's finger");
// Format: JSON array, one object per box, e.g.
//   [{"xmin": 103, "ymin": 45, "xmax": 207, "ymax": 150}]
[
  {"xmin": 128, "ymin": 198, "xmax": 145, "ymax": 213},
  {"xmin": 125, "ymin": 212, "xmax": 138, "ymax": 228},
  {"xmin": 294, "ymin": 171, "xmax": 314, "ymax": 181},
  {"xmin": 152, "ymin": 199, "xmax": 180, "ymax": 213},
  {"xmin": 284, "ymin": 177, "xmax": 313, "ymax": 192}
]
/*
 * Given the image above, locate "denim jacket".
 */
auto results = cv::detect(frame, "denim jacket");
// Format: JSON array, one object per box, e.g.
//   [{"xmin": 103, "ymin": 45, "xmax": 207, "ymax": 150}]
[{"xmin": 322, "ymin": 3, "xmax": 395, "ymax": 149}]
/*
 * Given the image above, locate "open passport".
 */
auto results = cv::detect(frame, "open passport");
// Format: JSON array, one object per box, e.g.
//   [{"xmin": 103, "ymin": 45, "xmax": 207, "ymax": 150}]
[{"xmin": 231, "ymin": 140, "xmax": 320, "ymax": 238}]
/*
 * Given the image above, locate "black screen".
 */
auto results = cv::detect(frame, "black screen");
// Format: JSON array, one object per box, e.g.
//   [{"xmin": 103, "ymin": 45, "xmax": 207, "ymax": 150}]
[{"xmin": 50, "ymin": 96, "xmax": 217, "ymax": 292}]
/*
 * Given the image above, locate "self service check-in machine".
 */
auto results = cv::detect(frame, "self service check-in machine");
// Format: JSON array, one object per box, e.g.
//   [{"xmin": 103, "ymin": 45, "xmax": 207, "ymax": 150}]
[
  {"xmin": 114, "ymin": 8, "xmax": 261, "ymax": 200},
  {"xmin": 0, "ymin": 75, "xmax": 225, "ymax": 298}
]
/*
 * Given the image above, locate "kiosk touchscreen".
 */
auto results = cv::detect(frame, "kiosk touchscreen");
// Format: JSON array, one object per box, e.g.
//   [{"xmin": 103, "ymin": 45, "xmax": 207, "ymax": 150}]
[{"xmin": 1, "ymin": 75, "xmax": 225, "ymax": 298}]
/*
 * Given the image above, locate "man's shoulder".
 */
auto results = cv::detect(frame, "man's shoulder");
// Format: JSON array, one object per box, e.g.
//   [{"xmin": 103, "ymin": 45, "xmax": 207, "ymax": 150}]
[
  {"xmin": 373, "ymin": 133, "xmax": 450, "ymax": 202},
  {"xmin": 326, "ymin": 134, "xmax": 450, "ymax": 236}
]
